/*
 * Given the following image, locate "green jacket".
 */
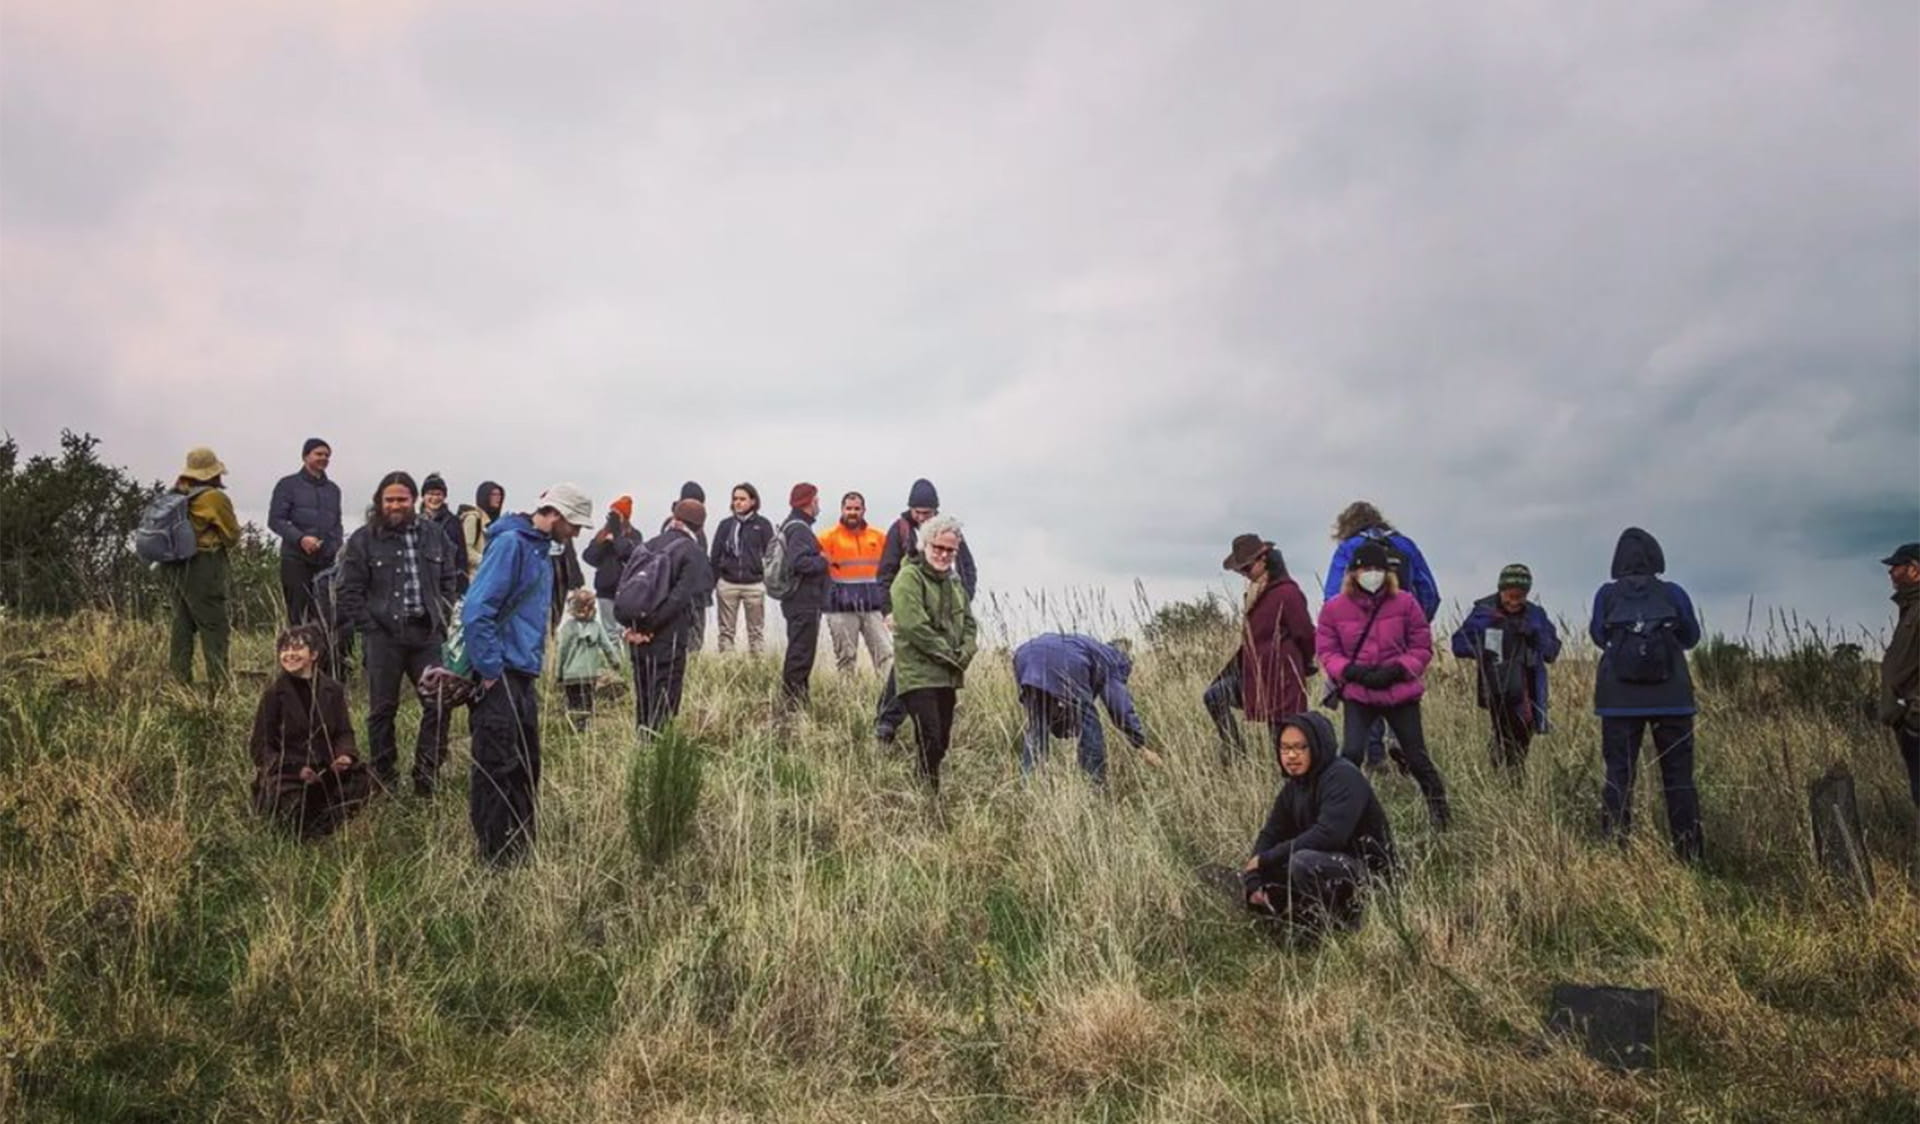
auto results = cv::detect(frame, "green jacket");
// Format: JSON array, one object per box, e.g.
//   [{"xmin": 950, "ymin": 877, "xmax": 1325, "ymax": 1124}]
[
  {"xmin": 890, "ymin": 556, "xmax": 978, "ymax": 693},
  {"xmin": 1880, "ymin": 585, "xmax": 1920, "ymax": 733},
  {"xmin": 556, "ymin": 616, "xmax": 622, "ymax": 684}
]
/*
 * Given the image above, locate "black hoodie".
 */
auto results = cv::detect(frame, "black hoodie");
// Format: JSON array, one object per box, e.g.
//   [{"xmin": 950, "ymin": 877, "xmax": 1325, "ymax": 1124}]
[{"xmin": 1245, "ymin": 712, "xmax": 1397, "ymax": 890}]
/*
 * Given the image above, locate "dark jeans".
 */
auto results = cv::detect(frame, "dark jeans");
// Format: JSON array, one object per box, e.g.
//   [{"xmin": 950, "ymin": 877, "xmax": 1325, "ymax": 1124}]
[
  {"xmin": 167, "ymin": 551, "xmax": 230, "ymax": 686},
  {"xmin": 688, "ymin": 603, "xmax": 708, "ymax": 653},
  {"xmin": 1488, "ymin": 703, "xmax": 1535, "ymax": 770},
  {"xmin": 1247, "ymin": 849, "xmax": 1369, "ymax": 933},
  {"xmin": 364, "ymin": 620, "xmax": 449, "ymax": 791},
  {"xmin": 632, "ymin": 639, "xmax": 690, "ymax": 734},
  {"xmin": 1340, "ymin": 701, "xmax": 1450, "ymax": 825},
  {"xmin": 876, "ymin": 671, "xmax": 906, "ymax": 737},
  {"xmin": 470, "ymin": 671, "xmax": 541, "ymax": 866},
  {"xmin": 1203, "ymin": 665, "xmax": 1246, "ymax": 757},
  {"xmin": 281, "ymin": 553, "xmax": 326, "ymax": 627},
  {"xmin": 901, "ymin": 686, "xmax": 957, "ymax": 789},
  {"xmin": 1897, "ymin": 726, "xmax": 1920, "ymax": 807},
  {"xmin": 782, "ymin": 609, "xmax": 820, "ymax": 706},
  {"xmin": 1021, "ymin": 686, "xmax": 1106, "ymax": 783},
  {"xmin": 1600, "ymin": 715, "xmax": 1702, "ymax": 861}
]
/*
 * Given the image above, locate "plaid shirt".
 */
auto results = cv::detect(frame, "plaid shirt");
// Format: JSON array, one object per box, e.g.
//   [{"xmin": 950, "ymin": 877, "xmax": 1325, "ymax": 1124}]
[{"xmin": 399, "ymin": 527, "xmax": 425, "ymax": 619}]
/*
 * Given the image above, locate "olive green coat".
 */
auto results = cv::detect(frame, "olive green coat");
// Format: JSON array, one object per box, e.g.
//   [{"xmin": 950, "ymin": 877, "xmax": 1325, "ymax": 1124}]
[{"xmin": 890, "ymin": 556, "xmax": 978, "ymax": 693}]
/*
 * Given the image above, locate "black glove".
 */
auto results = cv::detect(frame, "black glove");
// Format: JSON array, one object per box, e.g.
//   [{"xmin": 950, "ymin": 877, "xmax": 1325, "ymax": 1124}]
[
  {"xmin": 1375, "ymin": 662, "xmax": 1410, "ymax": 685},
  {"xmin": 1344, "ymin": 663, "xmax": 1380, "ymax": 685}
]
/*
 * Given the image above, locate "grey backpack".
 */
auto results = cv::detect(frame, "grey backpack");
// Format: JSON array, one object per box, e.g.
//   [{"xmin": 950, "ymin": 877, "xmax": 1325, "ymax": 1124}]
[
  {"xmin": 761, "ymin": 519, "xmax": 807, "ymax": 601},
  {"xmin": 135, "ymin": 487, "xmax": 207, "ymax": 564}
]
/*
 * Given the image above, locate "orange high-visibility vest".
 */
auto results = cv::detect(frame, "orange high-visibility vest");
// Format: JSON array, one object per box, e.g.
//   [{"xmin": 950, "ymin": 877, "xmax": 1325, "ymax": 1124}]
[{"xmin": 818, "ymin": 523, "xmax": 885, "ymax": 584}]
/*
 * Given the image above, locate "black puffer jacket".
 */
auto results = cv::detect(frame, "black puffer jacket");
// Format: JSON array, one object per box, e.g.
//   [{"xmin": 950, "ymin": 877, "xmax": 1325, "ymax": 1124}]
[
  {"xmin": 269, "ymin": 470, "xmax": 344, "ymax": 563},
  {"xmin": 337, "ymin": 518, "xmax": 461, "ymax": 639},
  {"xmin": 1245, "ymin": 711, "xmax": 1397, "ymax": 890}
]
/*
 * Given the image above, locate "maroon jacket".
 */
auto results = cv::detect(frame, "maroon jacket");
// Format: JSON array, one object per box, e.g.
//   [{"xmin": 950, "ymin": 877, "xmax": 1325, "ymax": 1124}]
[{"xmin": 1239, "ymin": 577, "xmax": 1317, "ymax": 721}]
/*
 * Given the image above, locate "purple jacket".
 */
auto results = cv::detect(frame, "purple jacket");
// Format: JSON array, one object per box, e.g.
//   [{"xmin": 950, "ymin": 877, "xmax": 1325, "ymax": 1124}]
[{"xmin": 1314, "ymin": 588, "xmax": 1432, "ymax": 708}]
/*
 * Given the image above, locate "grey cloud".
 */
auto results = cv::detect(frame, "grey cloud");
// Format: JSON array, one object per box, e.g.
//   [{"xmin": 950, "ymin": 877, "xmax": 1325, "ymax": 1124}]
[{"xmin": 1, "ymin": 1, "xmax": 1913, "ymax": 642}]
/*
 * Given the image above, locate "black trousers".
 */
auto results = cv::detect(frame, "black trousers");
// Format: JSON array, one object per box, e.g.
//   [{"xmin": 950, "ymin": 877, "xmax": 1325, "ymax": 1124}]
[
  {"xmin": 280, "ymin": 553, "xmax": 324, "ymax": 627},
  {"xmin": 1600, "ymin": 715, "xmax": 1702, "ymax": 860},
  {"xmin": 564, "ymin": 682, "xmax": 595, "ymax": 718},
  {"xmin": 901, "ymin": 686, "xmax": 958, "ymax": 789},
  {"xmin": 1896, "ymin": 726, "xmax": 1920, "ymax": 807},
  {"xmin": 782, "ymin": 609, "xmax": 820, "ymax": 705},
  {"xmin": 469, "ymin": 671, "xmax": 541, "ymax": 866},
  {"xmin": 876, "ymin": 671, "xmax": 907, "ymax": 736},
  {"xmin": 1202, "ymin": 664, "xmax": 1283, "ymax": 762},
  {"xmin": 633, "ymin": 640, "xmax": 690, "ymax": 733},
  {"xmin": 1488, "ymin": 702, "xmax": 1535, "ymax": 770},
  {"xmin": 1340, "ymin": 701, "xmax": 1450, "ymax": 825},
  {"xmin": 1248, "ymin": 848, "xmax": 1369, "ymax": 933},
  {"xmin": 364, "ymin": 620, "xmax": 449, "ymax": 790}
]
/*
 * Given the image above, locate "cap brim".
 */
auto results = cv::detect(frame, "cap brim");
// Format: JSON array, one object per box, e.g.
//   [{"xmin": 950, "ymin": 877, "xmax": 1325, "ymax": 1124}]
[
  {"xmin": 181, "ymin": 463, "xmax": 227, "ymax": 481},
  {"xmin": 1884, "ymin": 555, "xmax": 1913, "ymax": 567}
]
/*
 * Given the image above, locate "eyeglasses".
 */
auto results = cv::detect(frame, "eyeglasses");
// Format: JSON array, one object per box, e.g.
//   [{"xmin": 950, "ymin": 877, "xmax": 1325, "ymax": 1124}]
[{"xmin": 926, "ymin": 544, "xmax": 958, "ymax": 558}]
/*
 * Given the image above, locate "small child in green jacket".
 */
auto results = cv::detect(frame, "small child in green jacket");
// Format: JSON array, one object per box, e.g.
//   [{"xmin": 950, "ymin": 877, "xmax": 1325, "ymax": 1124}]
[{"xmin": 556, "ymin": 588, "xmax": 623, "ymax": 731}]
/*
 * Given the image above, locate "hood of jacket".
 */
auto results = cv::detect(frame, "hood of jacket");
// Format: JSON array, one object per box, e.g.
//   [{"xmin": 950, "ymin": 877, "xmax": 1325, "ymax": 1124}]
[
  {"xmin": 1611, "ymin": 528, "xmax": 1665, "ymax": 579},
  {"xmin": 476, "ymin": 480, "xmax": 504, "ymax": 522},
  {"xmin": 1278, "ymin": 711, "xmax": 1340, "ymax": 777},
  {"xmin": 487, "ymin": 511, "xmax": 541, "ymax": 546}
]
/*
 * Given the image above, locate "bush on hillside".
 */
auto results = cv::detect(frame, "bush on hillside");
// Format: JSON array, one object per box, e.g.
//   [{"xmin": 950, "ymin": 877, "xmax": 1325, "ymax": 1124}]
[{"xmin": 0, "ymin": 430, "xmax": 281, "ymax": 628}]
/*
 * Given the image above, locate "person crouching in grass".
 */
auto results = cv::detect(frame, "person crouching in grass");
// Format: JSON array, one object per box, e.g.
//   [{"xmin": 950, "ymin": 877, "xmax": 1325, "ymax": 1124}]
[
  {"xmin": 1241, "ymin": 712, "xmax": 1397, "ymax": 944},
  {"xmin": 247, "ymin": 626, "xmax": 370, "ymax": 839},
  {"xmin": 556, "ymin": 588, "xmax": 622, "ymax": 732}
]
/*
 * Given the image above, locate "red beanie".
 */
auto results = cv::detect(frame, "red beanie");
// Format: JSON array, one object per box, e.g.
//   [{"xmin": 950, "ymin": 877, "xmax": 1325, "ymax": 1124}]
[
  {"xmin": 610, "ymin": 495, "xmax": 633, "ymax": 520},
  {"xmin": 790, "ymin": 482, "xmax": 818, "ymax": 508}
]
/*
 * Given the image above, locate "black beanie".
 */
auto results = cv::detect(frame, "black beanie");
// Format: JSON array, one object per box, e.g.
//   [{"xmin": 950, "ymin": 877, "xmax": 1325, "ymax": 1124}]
[
  {"xmin": 908, "ymin": 478, "xmax": 939, "ymax": 509},
  {"xmin": 302, "ymin": 437, "xmax": 331, "ymax": 458},
  {"xmin": 422, "ymin": 472, "xmax": 448, "ymax": 496},
  {"xmin": 1351, "ymin": 541, "xmax": 1392, "ymax": 571},
  {"xmin": 679, "ymin": 481, "xmax": 705, "ymax": 503}
]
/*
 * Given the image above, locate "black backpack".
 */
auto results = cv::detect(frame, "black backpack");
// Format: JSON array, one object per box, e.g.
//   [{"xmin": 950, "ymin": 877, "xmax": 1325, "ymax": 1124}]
[{"xmin": 1603, "ymin": 580, "xmax": 1681, "ymax": 685}]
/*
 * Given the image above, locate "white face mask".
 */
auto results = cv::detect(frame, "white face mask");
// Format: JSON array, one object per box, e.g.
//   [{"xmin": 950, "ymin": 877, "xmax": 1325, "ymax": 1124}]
[{"xmin": 1356, "ymin": 570, "xmax": 1387, "ymax": 594}]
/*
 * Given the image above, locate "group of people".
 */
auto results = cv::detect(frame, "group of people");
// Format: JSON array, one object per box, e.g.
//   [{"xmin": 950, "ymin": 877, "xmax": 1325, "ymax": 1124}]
[{"xmin": 158, "ymin": 443, "xmax": 1920, "ymax": 934}]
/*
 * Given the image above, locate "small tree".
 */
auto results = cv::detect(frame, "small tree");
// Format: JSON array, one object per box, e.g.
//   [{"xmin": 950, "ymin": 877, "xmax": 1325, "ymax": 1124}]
[{"xmin": 1143, "ymin": 594, "xmax": 1233, "ymax": 653}]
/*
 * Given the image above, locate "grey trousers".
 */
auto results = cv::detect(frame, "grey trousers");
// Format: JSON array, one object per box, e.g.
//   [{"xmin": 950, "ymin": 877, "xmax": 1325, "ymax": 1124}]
[{"xmin": 825, "ymin": 610, "xmax": 893, "ymax": 678}]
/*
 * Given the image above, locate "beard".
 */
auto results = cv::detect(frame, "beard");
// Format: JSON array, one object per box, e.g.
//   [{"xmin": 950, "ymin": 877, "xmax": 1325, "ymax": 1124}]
[
  {"xmin": 384, "ymin": 509, "xmax": 415, "ymax": 530},
  {"xmin": 841, "ymin": 514, "xmax": 866, "ymax": 530}
]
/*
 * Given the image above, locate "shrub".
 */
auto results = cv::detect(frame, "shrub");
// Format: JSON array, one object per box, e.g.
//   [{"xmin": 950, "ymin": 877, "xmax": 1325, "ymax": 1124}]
[{"xmin": 627, "ymin": 722, "xmax": 705, "ymax": 866}]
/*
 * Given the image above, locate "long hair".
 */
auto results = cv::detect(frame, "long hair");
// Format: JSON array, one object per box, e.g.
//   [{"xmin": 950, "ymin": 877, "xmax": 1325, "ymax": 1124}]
[
  {"xmin": 732, "ymin": 482, "xmax": 761, "ymax": 514},
  {"xmin": 1263, "ymin": 547, "xmax": 1290, "ymax": 580},
  {"xmin": 1340, "ymin": 570, "xmax": 1401, "ymax": 599},
  {"xmin": 1332, "ymin": 501, "xmax": 1389, "ymax": 542}
]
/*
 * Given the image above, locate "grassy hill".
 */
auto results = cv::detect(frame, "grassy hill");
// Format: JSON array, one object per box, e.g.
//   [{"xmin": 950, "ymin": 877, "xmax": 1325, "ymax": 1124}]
[{"xmin": 2, "ymin": 612, "xmax": 1915, "ymax": 1122}]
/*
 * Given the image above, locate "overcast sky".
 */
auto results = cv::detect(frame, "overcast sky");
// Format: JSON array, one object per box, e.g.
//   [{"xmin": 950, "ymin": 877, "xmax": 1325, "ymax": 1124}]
[{"xmin": 3, "ymin": 1, "xmax": 1915, "ymax": 645}]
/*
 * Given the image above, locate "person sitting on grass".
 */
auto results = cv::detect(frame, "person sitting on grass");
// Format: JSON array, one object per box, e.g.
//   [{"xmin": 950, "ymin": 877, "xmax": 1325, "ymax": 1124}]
[
  {"xmin": 247, "ymin": 625, "xmax": 370, "ymax": 839},
  {"xmin": 1241, "ymin": 712, "xmax": 1397, "ymax": 940},
  {"xmin": 556, "ymin": 588, "xmax": 622, "ymax": 732}
]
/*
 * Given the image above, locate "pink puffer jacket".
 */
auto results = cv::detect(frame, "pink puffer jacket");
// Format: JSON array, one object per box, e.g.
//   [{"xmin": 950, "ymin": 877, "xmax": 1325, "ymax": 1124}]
[{"xmin": 1314, "ymin": 589, "xmax": 1432, "ymax": 708}]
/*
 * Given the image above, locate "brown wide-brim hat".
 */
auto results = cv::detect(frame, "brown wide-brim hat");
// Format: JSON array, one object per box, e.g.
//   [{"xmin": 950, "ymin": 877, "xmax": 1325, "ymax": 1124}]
[
  {"xmin": 180, "ymin": 446, "xmax": 228, "ymax": 482},
  {"xmin": 1221, "ymin": 533, "xmax": 1272, "ymax": 573}
]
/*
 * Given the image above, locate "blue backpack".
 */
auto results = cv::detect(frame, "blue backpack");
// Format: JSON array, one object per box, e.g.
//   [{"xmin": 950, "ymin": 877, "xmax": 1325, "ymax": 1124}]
[{"xmin": 1603, "ymin": 580, "xmax": 1680, "ymax": 685}]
